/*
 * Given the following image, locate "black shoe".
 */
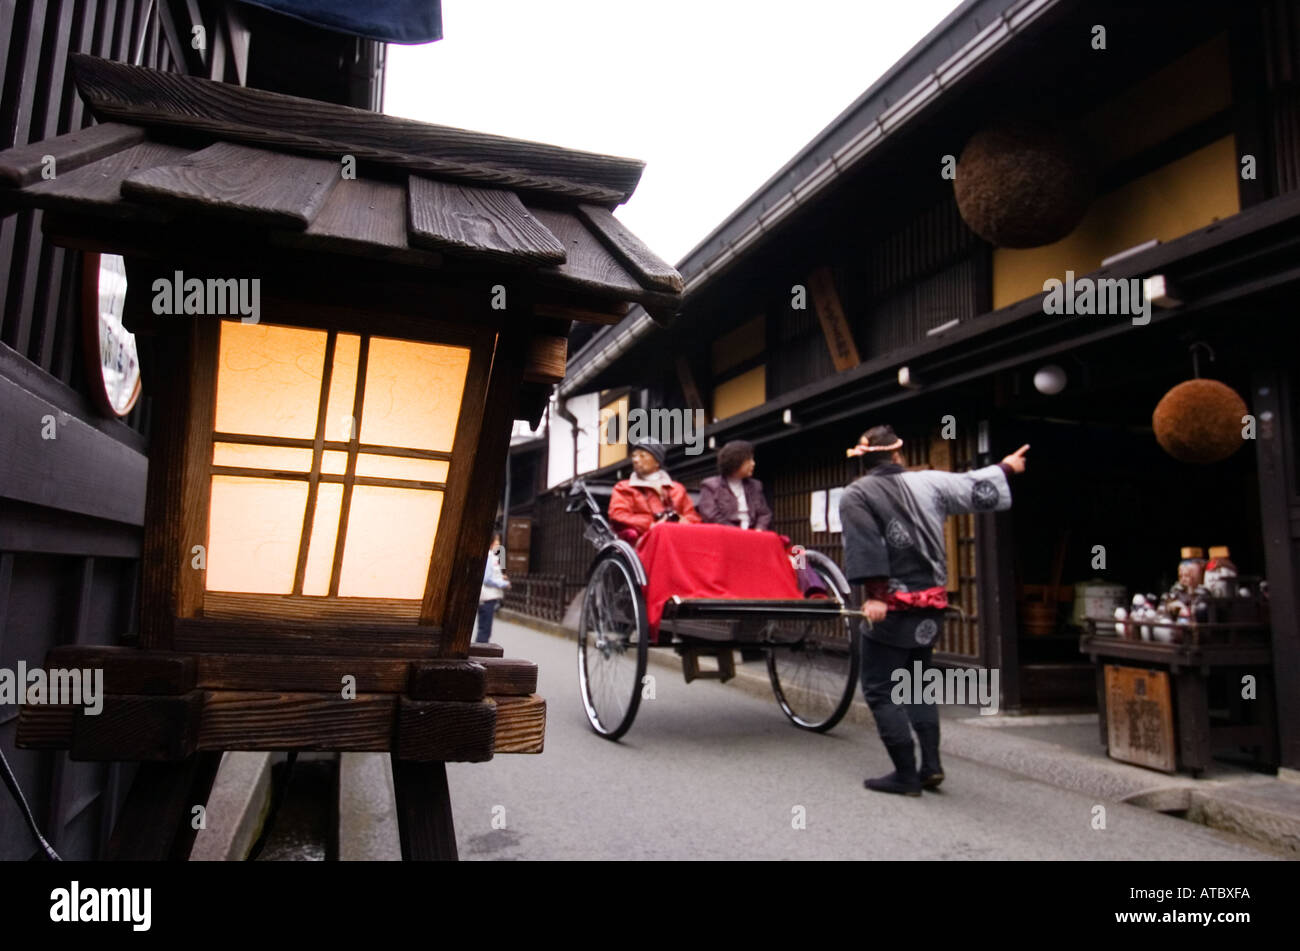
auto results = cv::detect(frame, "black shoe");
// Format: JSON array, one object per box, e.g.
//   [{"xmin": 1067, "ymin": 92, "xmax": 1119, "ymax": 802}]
[
  {"xmin": 864, "ymin": 742, "xmax": 922, "ymax": 796},
  {"xmin": 919, "ymin": 770, "xmax": 944, "ymax": 790},
  {"xmin": 915, "ymin": 722, "xmax": 943, "ymax": 790}
]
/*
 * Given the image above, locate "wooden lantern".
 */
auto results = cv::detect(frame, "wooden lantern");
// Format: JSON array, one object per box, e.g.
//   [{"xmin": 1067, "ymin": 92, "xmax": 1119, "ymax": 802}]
[{"xmin": 1, "ymin": 55, "xmax": 681, "ymax": 860}]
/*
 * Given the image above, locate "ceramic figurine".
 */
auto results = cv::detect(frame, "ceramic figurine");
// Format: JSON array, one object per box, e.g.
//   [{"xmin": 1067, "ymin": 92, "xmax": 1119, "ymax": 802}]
[{"xmin": 1204, "ymin": 546, "xmax": 1237, "ymax": 598}]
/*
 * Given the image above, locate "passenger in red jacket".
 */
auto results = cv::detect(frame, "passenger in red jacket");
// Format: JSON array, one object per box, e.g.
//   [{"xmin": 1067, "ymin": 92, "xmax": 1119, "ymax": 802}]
[{"xmin": 608, "ymin": 440, "xmax": 701, "ymax": 540}]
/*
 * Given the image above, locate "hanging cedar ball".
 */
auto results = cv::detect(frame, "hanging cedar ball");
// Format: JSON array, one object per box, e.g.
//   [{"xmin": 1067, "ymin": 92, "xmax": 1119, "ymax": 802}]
[
  {"xmin": 954, "ymin": 119, "xmax": 1093, "ymax": 248},
  {"xmin": 1152, "ymin": 379, "xmax": 1249, "ymax": 464}
]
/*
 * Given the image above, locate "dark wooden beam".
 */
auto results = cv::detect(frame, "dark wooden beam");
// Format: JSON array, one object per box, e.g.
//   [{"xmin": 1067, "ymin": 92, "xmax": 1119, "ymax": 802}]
[
  {"xmin": 71, "ymin": 690, "xmax": 204, "ymax": 761},
  {"xmin": 1252, "ymin": 364, "xmax": 1300, "ymax": 769},
  {"xmin": 199, "ymin": 691, "xmax": 396, "ymax": 751},
  {"xmin": 406, "ymin": 660, "xmax": 487, "ymax": 701},
  {"xmin": 192, "ymin": 653, "xmax": 533, "ymax": 695},
  {"xmin": 0, "ymin": 499, "xmax": 142, "ymax": 559},
  {"xmin": 174, "ymin": 617, "xmax": 445, "ymax": 657},
  {"xmin": 48, "ymin": 645, "xmax": 197, "ymax": 694},
  {"xmin": 534, "ymin": 301, "xmax": 627, "ymax": 326},
  {"xmin": 0, "ymin": 371, "xmax": 147, "ymax": 525}
]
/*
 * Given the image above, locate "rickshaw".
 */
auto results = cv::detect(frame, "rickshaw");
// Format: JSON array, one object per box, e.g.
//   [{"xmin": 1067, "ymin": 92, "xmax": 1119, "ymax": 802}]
[{"xmin": 565, "ymin": 478, "xmax": 861, "ymax": 740}]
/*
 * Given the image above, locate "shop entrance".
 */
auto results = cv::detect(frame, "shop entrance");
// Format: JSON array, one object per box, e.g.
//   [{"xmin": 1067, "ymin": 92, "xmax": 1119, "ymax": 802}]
[{"xmin": 995, "ymin": 342, "xmax": 1262, "ymax": 713}]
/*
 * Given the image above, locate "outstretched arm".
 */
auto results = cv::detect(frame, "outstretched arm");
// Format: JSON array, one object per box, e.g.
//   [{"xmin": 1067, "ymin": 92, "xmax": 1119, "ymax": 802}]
[{"xmin": 929, "ymin": 445, "xmax": 1028, "ymax": 516}]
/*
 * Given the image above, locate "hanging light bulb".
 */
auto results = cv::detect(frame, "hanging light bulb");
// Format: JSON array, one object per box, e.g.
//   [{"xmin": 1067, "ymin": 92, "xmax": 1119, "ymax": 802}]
[{"xmin": 1033, "ymin": 364, "xmax": 1067, "ymax": 395}]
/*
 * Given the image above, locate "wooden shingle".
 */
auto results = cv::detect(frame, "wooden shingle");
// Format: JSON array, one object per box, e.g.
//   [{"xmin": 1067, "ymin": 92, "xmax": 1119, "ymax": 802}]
[
  {"xmin": 407, "ymin": 176, "xmax": 566, "ymax": 264},
  {"xmin": 123, "ymin": 142, "xmax": 339, "ymax": 229}
]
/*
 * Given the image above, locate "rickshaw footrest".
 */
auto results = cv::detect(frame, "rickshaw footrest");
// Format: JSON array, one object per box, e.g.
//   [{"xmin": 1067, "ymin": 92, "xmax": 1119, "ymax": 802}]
[{"xmin": 681, "ymin": 648, "xmax": 735, "ymax": 684}]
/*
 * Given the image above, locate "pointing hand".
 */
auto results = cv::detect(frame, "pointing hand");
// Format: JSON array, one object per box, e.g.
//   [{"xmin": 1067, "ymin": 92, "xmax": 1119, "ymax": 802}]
[{"xmin": 1000, "ymin": 444, "xmax": 1030, "ymax": 474}]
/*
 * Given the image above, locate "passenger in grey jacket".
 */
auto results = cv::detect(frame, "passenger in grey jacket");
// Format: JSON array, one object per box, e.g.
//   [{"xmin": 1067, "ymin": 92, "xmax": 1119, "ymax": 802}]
[
  {"xmin": 698, "ymin": 440, "xmax": 773, "ymax": 531},
  {"xmin": 840, "ymin": 424, "xmax": 1028, "ymax": 796}
]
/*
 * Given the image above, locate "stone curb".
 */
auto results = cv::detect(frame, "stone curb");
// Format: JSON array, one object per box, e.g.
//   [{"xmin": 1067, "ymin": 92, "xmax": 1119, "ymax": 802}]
[
  {"xmin": 338, "ymin": 752, "xmax": 401, "ymax": 861},
  {"xmin": 187, "ymin": 751, "xmax": 272, "ymax": 861}
]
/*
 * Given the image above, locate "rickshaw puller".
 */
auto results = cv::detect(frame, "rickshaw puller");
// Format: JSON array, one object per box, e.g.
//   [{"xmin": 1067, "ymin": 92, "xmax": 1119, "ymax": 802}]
[{"xmin": 839, "ymin": 425, "xmax": 1028, "ymax": 796}]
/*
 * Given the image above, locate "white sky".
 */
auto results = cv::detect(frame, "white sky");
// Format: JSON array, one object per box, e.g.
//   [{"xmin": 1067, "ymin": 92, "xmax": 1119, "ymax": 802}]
[{"xmin": 384, "ymin": 1, "xmax": 965, "ymax": 265}]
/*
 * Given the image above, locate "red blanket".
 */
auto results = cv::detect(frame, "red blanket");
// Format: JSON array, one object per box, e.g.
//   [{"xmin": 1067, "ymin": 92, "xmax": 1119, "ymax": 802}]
[{"xmin": 637, "ymin": 522, "xmax": 803, "ymax": 638}]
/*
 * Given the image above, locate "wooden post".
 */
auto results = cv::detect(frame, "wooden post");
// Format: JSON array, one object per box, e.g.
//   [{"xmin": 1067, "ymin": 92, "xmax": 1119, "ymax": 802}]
[
  {"xmin": 390, "ymin": 757, "xmax": 459, "ymax": 860},
  {"xmin": 136, "ymin": 317, "xmax": 218, "ymax": 648},
  {"xmin": 1250, "ymin": 365, "xmax": 1300, "ymax": 770},
  {"xmin": 1174, "ymin": 669, "xmax": 1211, "ymax": 776},
  {"xmin": 425, "ymin": 318, "xmax": 530, "ymax": 653},
  {"xmin": 977, "ymin": 509, "xmax": 1020, "ymax": 713},
  {"xmin": 105, "ymin": 752, "xmax": 224, "ymax": 860}
]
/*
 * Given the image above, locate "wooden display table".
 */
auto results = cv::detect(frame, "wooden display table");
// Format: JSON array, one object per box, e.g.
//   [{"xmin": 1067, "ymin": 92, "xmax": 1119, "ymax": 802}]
[{"xmin": 1080, "ymin": 626, "xmax": 1278, "ymax": 776}]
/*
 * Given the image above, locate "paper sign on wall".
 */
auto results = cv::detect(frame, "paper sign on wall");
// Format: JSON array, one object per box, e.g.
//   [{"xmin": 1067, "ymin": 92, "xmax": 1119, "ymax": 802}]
[
  {"xmin": 810, "ymin": 490, "xmax": 827, "ymax": 532},
  {"xmin": 828, "ymin": 487, "xmax": 844, "ymax": 533}
]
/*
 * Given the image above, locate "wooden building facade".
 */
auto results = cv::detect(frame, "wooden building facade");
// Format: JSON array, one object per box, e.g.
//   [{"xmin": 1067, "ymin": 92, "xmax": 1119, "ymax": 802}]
[{"xmin": 507, "ymin": 0, "xmax": 1300, "ymax": 773}]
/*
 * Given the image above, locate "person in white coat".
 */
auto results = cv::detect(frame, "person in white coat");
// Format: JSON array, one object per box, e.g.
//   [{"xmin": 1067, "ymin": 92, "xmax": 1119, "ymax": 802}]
[{"xmin": 475, "ymin": 533, "xmax": 510, "ymax": 644}]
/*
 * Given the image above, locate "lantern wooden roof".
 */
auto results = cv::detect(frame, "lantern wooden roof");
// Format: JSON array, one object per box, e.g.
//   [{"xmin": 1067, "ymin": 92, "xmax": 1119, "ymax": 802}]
[{"xmin": 0, "ymin": 54, "xmax": 682, "ymax": 322}]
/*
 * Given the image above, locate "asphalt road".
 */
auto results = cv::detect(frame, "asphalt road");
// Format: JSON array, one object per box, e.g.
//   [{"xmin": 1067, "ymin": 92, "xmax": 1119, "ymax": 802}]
[{"xmin": 446, "ymin": 618, "xmax": 1274, "ymax": 860}]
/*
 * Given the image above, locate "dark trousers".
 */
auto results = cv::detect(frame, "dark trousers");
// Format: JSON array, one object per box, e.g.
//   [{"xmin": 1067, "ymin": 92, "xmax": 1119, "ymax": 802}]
[
  {"xmin": 860, "ymin": 631, "xmax": 939, "ymax": 747},
  {"xmin": 475, "ymin": 600, "xmax": 499, "ymax": 644}
]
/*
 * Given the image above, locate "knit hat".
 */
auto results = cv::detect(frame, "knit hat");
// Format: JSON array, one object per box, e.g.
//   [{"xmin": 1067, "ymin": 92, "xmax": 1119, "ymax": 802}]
[{"xmin": 633, "ymin": 440, "xmax": 667, "ymax": 465}]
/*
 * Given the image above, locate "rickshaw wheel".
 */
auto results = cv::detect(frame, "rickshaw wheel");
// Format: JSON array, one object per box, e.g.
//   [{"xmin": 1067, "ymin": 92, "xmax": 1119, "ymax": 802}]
[
  {"xmin": 577, "ymin": 549, "xmax": 649, "ymax": 740},
  {"xmin": 767, "ymin": 554, "xmax": 860, "ymax": 732}
]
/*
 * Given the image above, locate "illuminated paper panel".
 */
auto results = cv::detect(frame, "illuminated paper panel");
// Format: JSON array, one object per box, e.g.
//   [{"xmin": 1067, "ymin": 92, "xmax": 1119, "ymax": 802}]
[
  {"xmin": 360, "ymin": 339, "xmax": 468, "ymax": 451},
  {"xmin": 207, "ymin": 476, "xmax": 308, "ymax": 593},
  {"xmin": 337, "ymin": 486, "xmax": 443, "ymax": 598},
  {"xmin": 354, "ymin": 454, "xmax": 450, "ymax": 483},
  {"xmin": 213, "ymin": 442, "xmax": 313, "ymax": 471},
  {"xmin": 320, "ymin": 450, "xmax": 348, "ymax": 475},
  {"xmin": 214, "ymin": 323, "xmax": 326, "ymax": 439}
]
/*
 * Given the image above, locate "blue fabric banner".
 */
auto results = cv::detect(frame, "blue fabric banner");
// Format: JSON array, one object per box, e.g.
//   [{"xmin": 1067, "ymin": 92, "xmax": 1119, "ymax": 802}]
[{"xmin": 235, "ymin": 0, "xmax": 442, "ymax": 44}]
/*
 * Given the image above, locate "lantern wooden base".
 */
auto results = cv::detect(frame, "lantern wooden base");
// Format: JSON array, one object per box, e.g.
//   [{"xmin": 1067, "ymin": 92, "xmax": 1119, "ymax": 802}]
[
  {"xmin": 16, "ymin": 642, "xmax": 545, "ymax": 860},
  {"xmin": 16, "ymin": 643, "xmax": 545, "ymax": 759}
]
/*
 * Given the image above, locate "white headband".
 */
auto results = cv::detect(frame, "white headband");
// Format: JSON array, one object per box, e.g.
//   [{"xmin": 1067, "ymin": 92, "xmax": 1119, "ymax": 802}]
[{"xmin": 847, "ymin": 438, "xmax": 903, "ymax": 457}]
